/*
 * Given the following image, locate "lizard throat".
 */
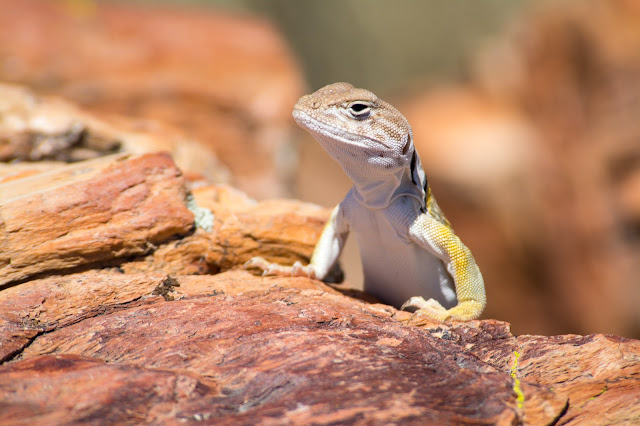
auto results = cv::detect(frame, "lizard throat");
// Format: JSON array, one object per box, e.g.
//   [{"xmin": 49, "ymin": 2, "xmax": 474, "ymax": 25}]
[
  {"xmin": 350, "ymin": 165, "xmax": 424, "ymax": 209},
  {"xmin": 313, "ymin": 127, "xmax": 422, "ymax": 208},
  {"xmin": 293, "ymin": 107, "xmax": 424, "ymax": 208}
]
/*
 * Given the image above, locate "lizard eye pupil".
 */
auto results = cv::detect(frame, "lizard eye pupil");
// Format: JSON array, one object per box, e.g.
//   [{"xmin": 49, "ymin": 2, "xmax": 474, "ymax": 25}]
[{"xmin": 348, "ymin": 102, "xmax": 371, "ymax": 119}]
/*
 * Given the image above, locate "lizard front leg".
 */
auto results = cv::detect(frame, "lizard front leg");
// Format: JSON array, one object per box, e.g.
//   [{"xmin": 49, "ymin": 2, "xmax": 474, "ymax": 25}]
[
  {"xmin": 403, "ymin": 213, "xmax": 486, "ymax": 323},
  {"xmin": 245, "ymin": 205, "xmax": 349, "ymax": 280}
]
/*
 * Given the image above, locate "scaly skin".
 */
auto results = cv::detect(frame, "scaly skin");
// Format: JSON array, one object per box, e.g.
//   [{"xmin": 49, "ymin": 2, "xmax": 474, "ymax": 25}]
[{"xmin": 246, "ymin": 82, "xmax": 486, "ymax": 323}]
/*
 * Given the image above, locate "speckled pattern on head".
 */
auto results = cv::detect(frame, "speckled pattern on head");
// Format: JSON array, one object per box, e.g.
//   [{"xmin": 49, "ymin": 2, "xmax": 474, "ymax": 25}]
[
  {"xmin": 292, "ymin": 82, "xmax": 424, "ymax": 209},
  {"xmin": 293, "ymin": 82, "xmax": 411, "ymax": 157}
]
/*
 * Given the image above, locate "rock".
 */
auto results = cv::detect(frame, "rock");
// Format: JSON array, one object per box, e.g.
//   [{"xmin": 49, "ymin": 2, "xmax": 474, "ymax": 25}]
[
  {"xmin": 0, "ymin": 271, "xmax": 532, "ymax": 424},
  {"xmin": 0, "ymin": 151, "xmax": 637, "ymax": 424},
  {"xmin": 0, "ymin": 152, "xmax": 194, "ymax": 286},
  {"xmin": 419, "ymin": 321, "xmax": 640, "ymax": 424},
  {"xmin": 0, "ymin": 355, "xmax": 224, "ymax": 425},
  {"xmin": 0, "ymin": 161, "xmax": 66, "ymax": 183},
  {"xmin": 120, "ymin": 184, "xmax": 333, "ymax": 278},
  {"xmin": 0, "ymin": 0, "xmax": 304, "ymax": 198},
  {"xmin": 0, "ymin": 151, "xmax": 330, "ymax": 286},
  {"xmin": 1, "ymin": 270, "xmax": 638, "ymax": 424},
  {"xmin": 0, "ymin": 270, "xmax": 171, "ymax": 363},
  {"xmin": 0, "ymin": 83, "xmax": 230, "ymax": 185},
  {"xmin": 514, "ymin": 334, "xmax": 640, "ymax": 424}
]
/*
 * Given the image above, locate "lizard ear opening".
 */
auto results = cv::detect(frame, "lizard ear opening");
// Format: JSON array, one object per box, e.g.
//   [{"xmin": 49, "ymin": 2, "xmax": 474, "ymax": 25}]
[
  {"xmin": 402, "ymin": 133, "xmax": 412, "ymax": 155},
  {"xmin": 410, "ymin": 150, "xmax": 418, "ymax": 185}
]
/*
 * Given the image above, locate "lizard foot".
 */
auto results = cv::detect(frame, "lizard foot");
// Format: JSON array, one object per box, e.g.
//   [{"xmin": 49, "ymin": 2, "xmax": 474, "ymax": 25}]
[
  {"xmin": 401, "ymin": 296, "xmax": 449, "ymax": 324},
  {"xmin": 401, "ymin": 296, "xmax": 484, "ymax": 324},
  {"xmin": 244, "ymin": 256, "xmax": 316, "ymax": 279}
]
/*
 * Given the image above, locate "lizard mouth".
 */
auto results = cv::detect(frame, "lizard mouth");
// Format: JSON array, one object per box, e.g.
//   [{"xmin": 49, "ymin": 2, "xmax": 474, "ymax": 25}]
[{"xmin": 292, "ymin": 109, "xmax": 394, "ymax": 152}]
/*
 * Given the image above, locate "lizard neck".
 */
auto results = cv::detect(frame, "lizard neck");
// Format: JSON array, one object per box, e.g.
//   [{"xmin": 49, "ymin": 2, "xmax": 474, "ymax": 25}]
[
  {"xmin": 347, "ymin": 162, "xmax": 424, "ymax": 209},
  {"xmin": 306, "ymin": 128, "xmax": 427, "ymax": 209}
]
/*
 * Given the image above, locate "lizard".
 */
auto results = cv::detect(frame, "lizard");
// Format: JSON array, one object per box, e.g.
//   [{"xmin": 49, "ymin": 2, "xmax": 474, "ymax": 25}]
[{"xmin": 246, "ymin": 82, "xmax": 486, "ymax": 323}]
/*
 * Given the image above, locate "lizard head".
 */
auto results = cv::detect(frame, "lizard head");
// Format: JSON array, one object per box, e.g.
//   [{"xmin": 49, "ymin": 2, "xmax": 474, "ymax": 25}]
[
  {"xmin": 293, "ymin": 82, "xmax": 425, "ymax": 208},
  {"xmin": 292, "ymin": 82, "xmax": 414, "ymax": 170}
]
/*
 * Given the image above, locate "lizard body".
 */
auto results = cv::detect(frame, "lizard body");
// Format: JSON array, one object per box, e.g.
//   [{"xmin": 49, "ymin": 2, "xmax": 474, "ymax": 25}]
[{"xmin": 248, "ymin": 82, "xmax": 486, "ymax": 322}]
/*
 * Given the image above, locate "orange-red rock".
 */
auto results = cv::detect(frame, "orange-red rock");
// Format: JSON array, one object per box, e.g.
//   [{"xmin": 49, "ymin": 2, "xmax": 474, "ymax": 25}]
[
  {"xmin": 121, "ymin": 184, "xmax": 333, "ymax": 278},
  {"xmin": 0, "ymin": 150, "xmax": 637, "ymax": 424},
  {"xmin": 2, "ymin": 270, "xmax": 638, "ymax": 424},
  {"xmin": 0, "ymin": 153, "xmax": 194, "ymax": 286},
  {"xmin": 0, "ymin": 83, "xmax": 230, "ymax": 184}
]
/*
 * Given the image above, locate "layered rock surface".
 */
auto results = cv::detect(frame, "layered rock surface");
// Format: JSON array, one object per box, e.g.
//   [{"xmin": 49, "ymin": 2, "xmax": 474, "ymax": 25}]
[{"xmin": 0, "ymin": 153, "xmax": 638, "ymax": 425}]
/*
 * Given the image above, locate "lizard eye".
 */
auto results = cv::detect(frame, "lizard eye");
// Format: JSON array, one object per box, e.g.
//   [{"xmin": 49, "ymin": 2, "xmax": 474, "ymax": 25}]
[{"xmin": 347, "ymin": 102, "xmax": 371, "ymax": 119}]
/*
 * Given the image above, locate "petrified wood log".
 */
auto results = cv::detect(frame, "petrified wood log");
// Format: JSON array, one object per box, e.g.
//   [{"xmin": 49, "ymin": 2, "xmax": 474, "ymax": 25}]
[
  {"xmin": 2, "ymin": 270, "xmax": 639, "ymax": 424},
  {"xmin": 0, "ymin": 154, "xmax": 638, "ymax": 424},
  {"xmin": 0, "ymin": 153, "xmax": 194, "ymax": 286}
]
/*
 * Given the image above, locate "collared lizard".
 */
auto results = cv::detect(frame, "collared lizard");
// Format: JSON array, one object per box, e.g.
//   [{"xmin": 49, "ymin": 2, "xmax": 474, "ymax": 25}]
[{"xmin": 247, "ymin": 82, "xmax": 486, "ymax": 323}]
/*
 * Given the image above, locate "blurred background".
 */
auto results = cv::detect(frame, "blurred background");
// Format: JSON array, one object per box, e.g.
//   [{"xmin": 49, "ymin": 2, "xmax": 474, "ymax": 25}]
[{"xmin": 1, "ymin": 0, "xmax": 639, "ymax": 338}]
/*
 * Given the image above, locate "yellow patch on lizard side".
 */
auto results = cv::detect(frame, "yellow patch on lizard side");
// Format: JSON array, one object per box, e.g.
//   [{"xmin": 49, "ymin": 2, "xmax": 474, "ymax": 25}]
[{"xmin": 425, "ymin": 188, "xmax": 451, "ymax": 228}]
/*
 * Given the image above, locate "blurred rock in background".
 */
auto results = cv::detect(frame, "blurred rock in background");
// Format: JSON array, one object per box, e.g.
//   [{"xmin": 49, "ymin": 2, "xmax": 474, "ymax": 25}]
[
  {"xmin": 0, "ymin": 0, "xmax": 303, "ymax": 197},
  {"xmin": 0, "ymin": 83, "xmax": 230, "ymax": 184},
  {"xmin": 403, "ymin": 0, "xmax": 640, "ymax": 337}
]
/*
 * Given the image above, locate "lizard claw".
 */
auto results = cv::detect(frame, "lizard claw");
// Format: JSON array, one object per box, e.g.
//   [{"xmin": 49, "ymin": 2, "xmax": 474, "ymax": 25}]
[
  {"xmin": 401, "ymin": 296, "xmax": 450, "ymax": 324},
  {"xmin": 401, "ymin": 296, "xmax": 485, "ymax": 324},
  {"xmin": 291, "ymin": 261, "xmax": 317, "ymax": 279},
  {"xmin": 244, "ymin": 256, "xmax": 265, "ymax": 268},
  {"xmin": 401, "ymin": 296, "xmax": 445, "ymax": 312},
  {"xmin": 244, "ymin": 256, "xmax": 316, "ymax": 279},
  {"xmin": 244, "ymin": 256, "xmax": 270, "ymax": 273},
  {"xmin": 244, "ymin": 256, "xmax": 280, "ymax": 276}
]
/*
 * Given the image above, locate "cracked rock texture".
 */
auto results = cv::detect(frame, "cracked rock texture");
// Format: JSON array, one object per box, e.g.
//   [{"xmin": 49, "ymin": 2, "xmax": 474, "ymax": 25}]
[
  {"xmin": 0, "ymin": 152, "xmax": 194, "ymax": 286},
  {"xmin": 0, "ymin": 153, "xmax": 639, "ymax": 425}
]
